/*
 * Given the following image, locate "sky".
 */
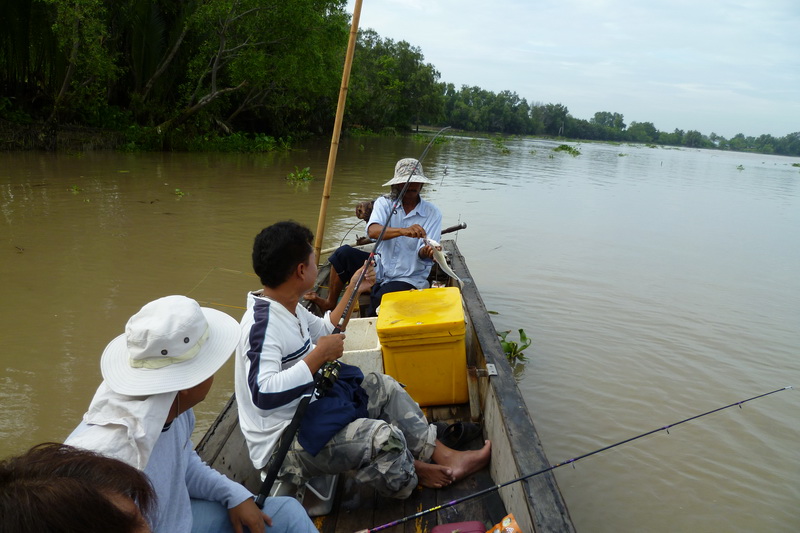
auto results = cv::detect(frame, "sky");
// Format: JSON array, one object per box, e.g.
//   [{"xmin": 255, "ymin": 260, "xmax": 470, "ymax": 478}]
[{"xmin": 345, "ymin": 0, "xmax": 800, "ymax": 139}]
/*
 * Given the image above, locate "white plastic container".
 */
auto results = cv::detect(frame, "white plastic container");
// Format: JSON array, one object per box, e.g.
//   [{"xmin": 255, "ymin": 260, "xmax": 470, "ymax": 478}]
[{"xmin": 340, "ymin": 317, "xmax": 383, "ymax": 374}]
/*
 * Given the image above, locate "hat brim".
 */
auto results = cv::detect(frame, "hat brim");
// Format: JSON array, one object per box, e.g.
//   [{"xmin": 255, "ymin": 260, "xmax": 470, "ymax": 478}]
[
  {"xmin": 382, "ymin": 175, "xmax": 433, "ymax": 187},
  {"xmin": 100, "ymin": 307, "xmax": 240, "ymax": 396}
]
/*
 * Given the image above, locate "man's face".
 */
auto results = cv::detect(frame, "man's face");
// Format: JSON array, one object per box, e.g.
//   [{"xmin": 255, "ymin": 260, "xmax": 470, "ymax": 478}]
[
  {"xmin": 404, "ymin": 183, "xmax": 422, "ymax": 197},
  {"xmin": 301, "ymin": 249, "xmax": 319, "ymax": 290},
  {"xmin": 356, "ymin": 201, "xmax": 373, "ymax": 221}
]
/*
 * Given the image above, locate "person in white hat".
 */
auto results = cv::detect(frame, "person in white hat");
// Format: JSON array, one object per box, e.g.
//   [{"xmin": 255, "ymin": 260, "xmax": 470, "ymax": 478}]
[
  {"xmin": 304, "ymin": 157, "xmax": 442, "ymax": 315},
  {"xmin": 65, "ymin": 295, "xmax": 318, "ymax": 533}
]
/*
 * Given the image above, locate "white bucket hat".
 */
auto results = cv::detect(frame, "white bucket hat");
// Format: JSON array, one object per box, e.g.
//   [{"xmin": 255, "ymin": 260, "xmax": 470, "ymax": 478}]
[
  {"xmin": 382, "ymin": 158, "xmax": 433, "ymax": 186},
  {"xmin": 100, "ymin": 295, "xmax": 240, "ymax": 396}
]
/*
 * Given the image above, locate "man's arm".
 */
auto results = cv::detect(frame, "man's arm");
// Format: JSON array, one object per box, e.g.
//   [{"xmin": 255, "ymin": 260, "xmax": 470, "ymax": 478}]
[
  {"xmin": 185, "ymin": 449, "xmax": 271, "ymax": 532},
  {"xmin": 367, "ymin": 222, "xmax": 426, "ymax": 241},
  {"xmin": 366, "ymin": 196, "xmax": 426, "ymax": 241}
]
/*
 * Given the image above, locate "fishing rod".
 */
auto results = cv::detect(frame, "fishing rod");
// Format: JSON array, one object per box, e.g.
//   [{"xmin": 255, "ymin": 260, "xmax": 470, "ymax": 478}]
[
  {"xmin": 333, "ymin": 125, "xmax": 451, "ymax": 333},
  {"xmin": 356, "ymin": 386, "xmax": 793, "ymax": 532},
  {"xmin": 254, "ymin": 363, "xmax": 342, "ymax": 508}
]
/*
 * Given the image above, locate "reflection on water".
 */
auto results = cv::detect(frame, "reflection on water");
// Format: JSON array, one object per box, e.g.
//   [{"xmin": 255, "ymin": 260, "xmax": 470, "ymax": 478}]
[{"xmin": 1, "ymin": 139, "xmax": 799, "ymax": 532}]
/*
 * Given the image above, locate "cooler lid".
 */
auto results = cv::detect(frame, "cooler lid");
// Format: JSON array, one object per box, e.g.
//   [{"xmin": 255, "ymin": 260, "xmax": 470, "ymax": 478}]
[{"xmin": 377, "ymin": 287, "xmax": 465, "ymax": 339}]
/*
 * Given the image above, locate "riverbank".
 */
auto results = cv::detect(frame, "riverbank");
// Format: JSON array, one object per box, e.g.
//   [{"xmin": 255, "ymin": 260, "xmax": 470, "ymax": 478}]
[{"xmin": 0, "ymin": 120, "xmax": 124, "ymax": 151}]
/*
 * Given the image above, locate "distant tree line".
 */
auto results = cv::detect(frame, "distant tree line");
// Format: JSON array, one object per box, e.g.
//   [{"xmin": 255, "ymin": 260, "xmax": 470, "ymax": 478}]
[{"xmin": 1, "ymin": 0, "xmax": 798, "ymax": 156}]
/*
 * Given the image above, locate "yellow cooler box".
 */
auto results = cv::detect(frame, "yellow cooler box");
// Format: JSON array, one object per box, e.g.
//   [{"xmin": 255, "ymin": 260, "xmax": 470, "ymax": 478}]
[{"xmin": 376, "ymin": 287, "xmax": 467, "ymax": 406}]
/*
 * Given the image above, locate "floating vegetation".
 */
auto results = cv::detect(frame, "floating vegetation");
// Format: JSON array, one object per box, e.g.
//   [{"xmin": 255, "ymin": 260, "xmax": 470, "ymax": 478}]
[
  {"xmin": 618, "ymin": 153, "xmax": 628, "ymax": 157},
  {"xmin": 736, "ymin": 164, "xmax": 745, "ymax": 171},
  {"xmin": 792, "ymin": 163, "xmax": 800, "ymax": 168},
  {"xmin": 498, "ymin": 329, "xmax": 531, "ymax": 364},
  {"xmin": 413, "ymin": 133, "xmax": 449, "ymax": 146},
  {"xmin": 553, "ymin": 144, "xmax": 580, "ymax": 157},
  {"xmin": 492, "ymin": 137, "xmax": 511, "ymax": 154},
  {"xmin": 70, "ymin": 185, "xmax": 82, "ymax": 194},
  {"xmin": 174, "ymin": 188, "xmax": 185, "ymax": 197},
  {"xmin": 286, "ymin": 166, "xmax": 313, "ymax": 183},
  {"xmin": 645, "ymin": 143, "xmax": 658, "ymax": 148}
]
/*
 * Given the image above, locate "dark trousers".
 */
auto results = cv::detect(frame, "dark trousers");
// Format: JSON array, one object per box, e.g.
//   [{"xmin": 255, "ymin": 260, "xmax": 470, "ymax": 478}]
[{"xmin": 328, "ymin": 246, "xmax": 414, "ymax": 316}]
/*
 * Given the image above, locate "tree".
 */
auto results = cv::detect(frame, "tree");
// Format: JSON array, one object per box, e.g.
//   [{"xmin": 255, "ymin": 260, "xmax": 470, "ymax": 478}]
[
  {"xmin": 591, "ymin": 111, "xmax": 625, "ymax": 130},
  {"xmin": 683, "ymin": 130, "xmax": 705, "ymax": 148},
  {"xmin": 348, "ymin": 30, "xmax": 443, "ymax": 132},
  {"xmin": 153, "ymin": 0, "xmax": 347, "ymax": 136},
  {"xmin": 43, "ymin": 0, "xmax": 119, "ymax": 126},
  {"xmin": 538, "ymin": 103, "xmax": 569, "ymax": 136},
  {"xmin": 626, "ymin": 121, "xmax": 657, "ymax": 143}
]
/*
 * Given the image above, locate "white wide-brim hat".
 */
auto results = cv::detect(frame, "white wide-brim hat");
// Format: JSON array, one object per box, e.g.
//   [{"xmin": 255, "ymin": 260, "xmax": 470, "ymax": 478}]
[
  {"xmin": 382, "ymin": 157, "xmax": 433, "ymax": 186},
  {"xmin": 100, "ymin": 295, "xmax": 240, "ymax": 396}
]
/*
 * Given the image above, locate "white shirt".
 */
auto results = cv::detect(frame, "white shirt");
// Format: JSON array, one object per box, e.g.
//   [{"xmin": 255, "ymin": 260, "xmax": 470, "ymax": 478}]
[{"xmin": 234, "ymin": 291, "xmax": 334, "ymax": 469}]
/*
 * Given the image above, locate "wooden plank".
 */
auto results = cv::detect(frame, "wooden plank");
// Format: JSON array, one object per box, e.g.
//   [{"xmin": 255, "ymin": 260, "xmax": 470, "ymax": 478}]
[
  {"xmin": 333, "ymin": 472, "xmax": 378, "ymax": 533},
  {"xmin": 403, "ymin": 485, "xmax": 438, "ymax": 533}
]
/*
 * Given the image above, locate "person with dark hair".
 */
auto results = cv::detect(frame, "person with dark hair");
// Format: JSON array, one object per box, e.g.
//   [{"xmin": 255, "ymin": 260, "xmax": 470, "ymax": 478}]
[
  {"xmin": 0, "ymin": 442, "xmax": 154, "ymax": 533},
  {"xmin": 235, "ymin": 221, "xmax": 490, "ymax": 500},
  {"xmin": 304, "ymin": 158, "xmax": 441, "ymax": 314},
  {"xmin": 65, "ymin": 295, "xmax": 318, "ymax": 533}
]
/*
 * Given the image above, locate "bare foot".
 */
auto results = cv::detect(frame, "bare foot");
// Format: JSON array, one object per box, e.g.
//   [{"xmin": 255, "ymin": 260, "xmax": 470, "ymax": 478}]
[
  {"xmin": 414, "ymin": 460, "xmax": 454, "ymax": 489},
  {"xmin": 431, "ymin": 440, "xmax": 492, "ymax": 482}
]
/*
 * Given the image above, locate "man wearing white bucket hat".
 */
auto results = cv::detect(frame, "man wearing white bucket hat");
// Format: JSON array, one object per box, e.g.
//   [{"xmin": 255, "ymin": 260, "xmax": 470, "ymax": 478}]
[
  {"xmin": 304, "ymin": 157, "xmax": 442, "ymax": 315},
  {"xmin": 66, "ymin": 295, "xmax": 317, "ymax": 533}
]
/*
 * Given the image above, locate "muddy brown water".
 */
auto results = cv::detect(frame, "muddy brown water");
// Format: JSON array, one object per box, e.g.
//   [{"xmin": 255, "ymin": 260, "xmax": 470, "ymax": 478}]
[{"xmin": 2, "ymin": 137, "xmax": 798, "ymax": 531}]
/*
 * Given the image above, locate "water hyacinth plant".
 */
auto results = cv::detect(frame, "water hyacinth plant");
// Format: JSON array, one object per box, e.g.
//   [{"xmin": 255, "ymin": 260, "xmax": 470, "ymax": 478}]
[{"xmin": 498, "ymin": 328, "xmax": 531, "ymax": 364}]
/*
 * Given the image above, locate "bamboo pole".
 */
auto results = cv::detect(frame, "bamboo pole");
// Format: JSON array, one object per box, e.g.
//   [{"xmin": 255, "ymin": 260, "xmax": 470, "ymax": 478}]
[{"xmin": 313, "ymin": 0, "xmax": 363, "ymax": 262}]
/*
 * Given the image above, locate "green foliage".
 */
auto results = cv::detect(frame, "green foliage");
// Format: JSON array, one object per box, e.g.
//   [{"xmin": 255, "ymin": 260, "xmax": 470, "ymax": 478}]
[
  {"xmin": 70, "ymin": 185, "xmax": 82, "ymax": 194},
  {"xmin": 498, "ymin": 329, "xmax": 531, "ymax": 364},
  {"xmin": 185, "ymin": 132, "xmax": 286, "ymax": 152},
  {"xmin": 492, "ymin": 136, "xmax": 511, "ymax": 154},
  {"xmin": 591, "ymin": 111, "xmax": 626, "ymax": 130},
  {"xmin": 174, "ymin": 188, "xmax": 185, "ymax": 197},
  {"xmin": 553, "ymin": 144, "xmax": 580, "ymax": 156},
  {"xmin": 43, "ymin": 0, "xmax": 120, "ymax": 123},
  {"xmin": 736, "ymin": 164, "xmax": 745, "ymax": 171},
  {"xmin": 0, "ymin": 0, "xmax": 798, "ymax": 157},
  {"xmin": 349, "ymin": 30, "xmax": 442, "ymax": 132},
  {"xmin": 286, "ymin": 166, "xmax": 313, "ymax": 183}
]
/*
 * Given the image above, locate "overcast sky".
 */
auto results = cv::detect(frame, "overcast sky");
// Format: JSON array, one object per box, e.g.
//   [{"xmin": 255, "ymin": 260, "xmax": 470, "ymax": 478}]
[{"xmin": 346, "ymin": 0, "xmax": 799, "ymax": 138}]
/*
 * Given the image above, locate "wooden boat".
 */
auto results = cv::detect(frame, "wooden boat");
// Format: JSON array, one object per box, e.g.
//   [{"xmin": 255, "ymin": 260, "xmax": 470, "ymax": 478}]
[{"xmin": 196, "ymin": 239, "xmax": 575, "ymax": 532}]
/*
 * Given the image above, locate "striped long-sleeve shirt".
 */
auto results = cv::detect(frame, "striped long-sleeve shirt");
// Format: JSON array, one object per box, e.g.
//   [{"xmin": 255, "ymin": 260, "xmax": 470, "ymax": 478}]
[{"xmin": 234, "ymin": 291, "xmax": 335, "ymax": 469}]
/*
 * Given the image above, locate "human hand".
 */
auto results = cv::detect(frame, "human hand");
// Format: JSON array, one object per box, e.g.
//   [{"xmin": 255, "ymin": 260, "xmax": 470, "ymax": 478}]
[
  {"xmin": 403, "ymin": 224, "xmax": 426, "ymax": 239},
  {"xmin": 353, "ymin": 261, "xmax": 376, "ymax": 293},
  {"xmin": 228, "ymin": 497, "xmax": 271, "ymax": 533},
  {"xmin": 419, "ymin": 244, "xmax": 435, "ymax": 260},
  {"xmin": 316, "ymin": 333, "xmax": 345, "ymax": 362}
]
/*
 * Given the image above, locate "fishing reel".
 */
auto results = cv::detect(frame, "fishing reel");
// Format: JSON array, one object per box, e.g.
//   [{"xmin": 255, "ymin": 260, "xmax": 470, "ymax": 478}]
[{"xmin": 315, "ymin": 361, "xmax": 341, "ymax": 398}]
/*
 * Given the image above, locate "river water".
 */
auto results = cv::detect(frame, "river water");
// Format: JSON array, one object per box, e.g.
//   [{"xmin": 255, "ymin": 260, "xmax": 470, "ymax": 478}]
[{"xmin": 1, "ymin": 136, "xmax": 798, "ymax": 532}]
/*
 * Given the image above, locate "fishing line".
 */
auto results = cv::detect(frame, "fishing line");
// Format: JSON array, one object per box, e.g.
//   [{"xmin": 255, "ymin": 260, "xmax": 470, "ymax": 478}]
[
  {"xmin": 338, "ymin": 219, "xmax": 363, "ymax": 248},
  {"xmin": 335, "ymin": 126, "xmax": 451, "ymax": 332},
  {"xmin": 358, "ymin": 386, "xmax": 793, "ymax": 532}
]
